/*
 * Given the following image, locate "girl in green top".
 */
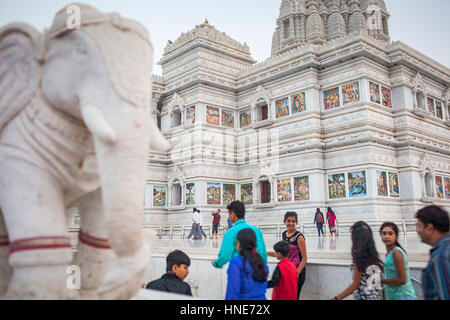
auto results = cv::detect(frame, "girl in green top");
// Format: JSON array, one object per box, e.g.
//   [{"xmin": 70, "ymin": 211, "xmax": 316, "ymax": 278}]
[{"xmin": 379, "ymin": 222, "xmax": 417, "ymax": 300}]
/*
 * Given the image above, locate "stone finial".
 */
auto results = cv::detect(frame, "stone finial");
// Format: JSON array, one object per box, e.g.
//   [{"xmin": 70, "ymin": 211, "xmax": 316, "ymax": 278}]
[
  {"xmin": 306, "ymin": 0, "xmax": 320, "ymax": 9},
  {"xmin": 348, "ymin": 0, "xmax": 361, "ymax": 11}
]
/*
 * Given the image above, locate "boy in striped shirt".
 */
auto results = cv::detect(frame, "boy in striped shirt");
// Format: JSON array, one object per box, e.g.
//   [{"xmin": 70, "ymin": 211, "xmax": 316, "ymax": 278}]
[{"xmin": 415, "ymin": 205, "xmax": 450, "ymax": 300}]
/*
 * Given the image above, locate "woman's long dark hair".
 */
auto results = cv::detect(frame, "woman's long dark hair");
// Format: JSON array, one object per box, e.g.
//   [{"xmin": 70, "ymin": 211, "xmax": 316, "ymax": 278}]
[
  {"xmin": 327, "ymin": 207, "xmax": 335, "ymax": 217},
  {"xmin": 351, "ymin": 221, "xmax": 383, "ymax": 273},
  {"xmin": 237, "ymin": 228, "xmax": 268, "ymax": 283},
  {"xmin": 379, "ymin": 222, "xmax": 406, "ymax": 253}
]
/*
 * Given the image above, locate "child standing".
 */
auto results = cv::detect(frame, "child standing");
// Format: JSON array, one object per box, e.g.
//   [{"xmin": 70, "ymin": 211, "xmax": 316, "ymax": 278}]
[
  {"xmin": 225, "ymin": 228, "xmax": 269, "ymax": 300},
  {"xmin": 210, "ymin": 209, "xmax": 221, "ymax": 239},
  {"xmin": 267, "ymin": 241, "xmax": 298, "ymax": 300},
  {"xmin": 379, "ymin": 222, "xmax": 417, "ymax": 300},
  {"xmin": 330, "ymin": 221, "xmax": 384, "ymax": 300},
  {"xmin": 146, "ymin": 250, "xmax": 192, "ymax": 296},
  {"xmin": 269, "ymin": 211, "xmax": 307, "ymax": 299}
]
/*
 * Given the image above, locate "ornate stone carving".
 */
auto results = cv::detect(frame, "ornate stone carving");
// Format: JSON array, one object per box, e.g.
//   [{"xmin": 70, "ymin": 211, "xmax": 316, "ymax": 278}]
[
  {"xmin": 167, "ymin": 165, "xmax": 186, "ymax": 209},
  {"xmin": 444, "ymin": 87, "xmax": 450, "ymax": 126},
  {"xmin": 168, "ymin": 165, "xmax": 186, "ymax": 186},
  {"xmin": 164, "ymin": 22, "xmax": 251, "ymax": 57},
  {"xmin": 411, "ymin": 72, "xmax": 430, "ymax": 118},
  {"xmin": 252, "ymin": 161, "xmax": 278, "ymax": 205},
  {"xmin": 167, "ymin": 92, "xmax": 185, "ymax": 115},
  {"xmin": 418, "ymin": 153, "xmax": 436, "ymax": 202}
]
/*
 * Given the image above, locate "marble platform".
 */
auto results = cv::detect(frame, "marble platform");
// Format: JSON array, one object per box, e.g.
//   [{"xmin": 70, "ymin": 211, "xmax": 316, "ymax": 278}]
[{"xmin": 141, "ymin": 234, "xmax": 429, "ymax": 300}]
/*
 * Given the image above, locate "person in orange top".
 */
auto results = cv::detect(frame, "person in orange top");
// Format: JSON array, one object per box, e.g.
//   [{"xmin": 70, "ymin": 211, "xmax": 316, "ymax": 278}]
[{"xmin": 267, "ymin": 241, "xmax": 298, "ymax": 300}]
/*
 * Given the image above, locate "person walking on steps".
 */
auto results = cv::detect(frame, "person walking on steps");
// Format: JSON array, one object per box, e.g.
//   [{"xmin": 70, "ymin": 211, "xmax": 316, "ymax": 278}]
[
  {"xmin": 186, "ymin": 208, "xmax": 202, "ymax": 240},
  {"xmin": 327, "ymin": 207, "xmax": 338, "ymax": 237},
  {"xmin": 314, "ymin": 208, "xmax": 325, "ymax": 237}
]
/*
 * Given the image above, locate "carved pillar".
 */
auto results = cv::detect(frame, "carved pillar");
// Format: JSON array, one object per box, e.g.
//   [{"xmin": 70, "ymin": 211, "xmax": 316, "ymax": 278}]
[
  {"xmin": 181, "ymin": 184, "xmax": 186, "ymax": 207},
  {"xmin": 270, "ymin": 178, "xmax": 274, "ymax": 203},
  {"xmin": 168, "ymin": 182, "xmax": 173, "ymax": 207},
  {"xmin": 251, "ymin": 104, "xmax": 257, "ymax": 124},
  {"xmin": 445, "ymin": 90, "xmax": 450, "ymax": 125},
  {"xmin": 299, "ymin": 14, "xmax": 306, "ymax": 41},
  {"xmin": 181, "ymin": 107, "xmax": 185, "ymax": 127},
  {"xmin": 253, "ymin": 179, "xmax": 259, "ymax": 205}
]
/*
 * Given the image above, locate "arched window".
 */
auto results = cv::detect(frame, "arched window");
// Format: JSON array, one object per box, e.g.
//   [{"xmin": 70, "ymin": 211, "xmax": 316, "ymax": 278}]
[
  {"xmin": 168, "ymin": 93, "xmax": 186, "ymax": 129},
  {"xmin": 171, "ymin": 109, "xmax": 182, "ymax": 128},
  {"xmin": 256, "ymin": 102, "xmax": 269, "ymax": 122},
  {"xmin": 256, "ymin": 176, "xmax": 273, "ymax": 204},
  {"xmin": 251, "ymin": 86, "xmax": 272, "ymax": 127},
  {"xmin": 416, "ymin": 92, "xmax": 424, "ymax": 110},
  {"xmin": 171, "ymin": 182, "xmax": 182, "ymax": 207},
  {"xmin": 382, "ymin": 16, "xmax": 389, "ymax": 36},
  {"xmin": 412, "ymin": 73, "xmax": 428, "ymax": 117},
  {"xmin": 283, "ymin": 19, "xmax": 291, "ymax": 39},
  {"xmin": 424, "ymin": 171, "xmax": 433, "ymax": 198}
]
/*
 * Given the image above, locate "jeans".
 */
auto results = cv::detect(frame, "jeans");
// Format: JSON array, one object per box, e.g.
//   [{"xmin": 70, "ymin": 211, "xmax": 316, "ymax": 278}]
[
  {"xmin": 297, "ymin": 269, "xmax": 306, "ymax": 300},
  {"xmin": 317, "ymin": 225, "xmax": 324, "ymax": 236},
  {"xmin": 199, "ymin": 225, "xmax": 207, "ymax": 238},
  {"xmin": 187, "ymin": 224, "xmax": 201, "ymax": 239}
]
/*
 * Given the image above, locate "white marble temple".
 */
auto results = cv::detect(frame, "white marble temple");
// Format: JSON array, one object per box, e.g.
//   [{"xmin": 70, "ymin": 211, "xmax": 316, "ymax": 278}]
[{"xmin": 144, "ymin": 0, "xmax": 450, "ymax": 229}]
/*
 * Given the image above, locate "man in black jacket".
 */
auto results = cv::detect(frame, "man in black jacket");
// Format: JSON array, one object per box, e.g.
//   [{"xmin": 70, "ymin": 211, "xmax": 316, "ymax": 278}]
[{"xmin": 146, "ymin": 250, "xmax": 192, "ymax": 296}]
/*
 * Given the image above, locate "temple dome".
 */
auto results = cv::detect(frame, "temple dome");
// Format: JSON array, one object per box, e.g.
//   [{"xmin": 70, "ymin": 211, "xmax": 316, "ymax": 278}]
[
  {"xmin": 163, "ymin": 21, "xmax": 252, "ymax": 59},
  {"xmin": 271, "ymin": 0, "xmax": 390, "ymax": 56}
]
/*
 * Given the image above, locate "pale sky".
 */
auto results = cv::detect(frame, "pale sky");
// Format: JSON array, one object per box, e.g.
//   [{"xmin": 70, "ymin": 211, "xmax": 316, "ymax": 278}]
[{"xmin": 0, "ymin": 0, "xmax": 449, "ymax": 75}]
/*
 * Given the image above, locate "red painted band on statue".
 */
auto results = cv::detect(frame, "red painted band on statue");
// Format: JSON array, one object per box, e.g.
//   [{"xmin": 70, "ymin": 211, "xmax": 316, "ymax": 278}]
[
  {"xmin": 0, "ymin": 235, "xmax": 9, "ymax": 246},
  {"xmin": 79, "ymin": 230, "xmax": 111, "ymax": 249},
  {"xmin": 9, "ymin": 236, "xmax": 72, "ymax": 254}
]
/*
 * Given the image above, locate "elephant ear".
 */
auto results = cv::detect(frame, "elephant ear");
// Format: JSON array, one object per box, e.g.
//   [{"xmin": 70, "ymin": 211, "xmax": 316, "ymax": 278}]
[{"xmin": 0, "ymin": 23, "xmax": 41, "ymax": 132}]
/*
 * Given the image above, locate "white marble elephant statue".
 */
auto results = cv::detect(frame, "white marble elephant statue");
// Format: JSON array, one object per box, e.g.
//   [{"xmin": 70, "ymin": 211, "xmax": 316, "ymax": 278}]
[{"xmin": 0, "ymin": 4, "xmax": 168, "ymax": 299}]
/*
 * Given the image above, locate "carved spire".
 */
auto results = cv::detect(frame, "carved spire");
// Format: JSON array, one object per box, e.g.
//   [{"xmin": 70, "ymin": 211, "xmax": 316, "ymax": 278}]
[
  {"xmin": 327, "ymin": 0, "xmax": 346, "ymax": 40},
  {"xmin": 270, "ymin": 0, "xmax": 389, "ymax": 56},
  {"xmin": 348, "ymin": 0, "xmax": 367, "ymax": 34},
  {"xmin": 306, "ymin": 0, "xmax": 326, "ymax": 44}
]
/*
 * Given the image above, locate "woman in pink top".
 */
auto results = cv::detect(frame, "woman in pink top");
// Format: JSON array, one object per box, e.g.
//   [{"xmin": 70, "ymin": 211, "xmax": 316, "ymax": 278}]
[{"xmin": 327, "ymin": 207, "xmax": 338, "ymax": 237}]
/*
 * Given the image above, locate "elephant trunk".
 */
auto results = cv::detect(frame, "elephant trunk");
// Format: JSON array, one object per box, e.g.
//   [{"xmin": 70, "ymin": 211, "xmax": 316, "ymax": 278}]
[
  {"xmin": 83, "ymin": 102, "xmax": 151, "ymax": 260},
  {"xmin": 81, "ymin": 100, "xmax": 169, "ymax": 298}
]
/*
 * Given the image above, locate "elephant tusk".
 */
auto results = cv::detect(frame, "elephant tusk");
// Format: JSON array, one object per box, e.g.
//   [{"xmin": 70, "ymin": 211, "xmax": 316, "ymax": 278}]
[
  {"xmin": 149, "ymin": 124, "xmax": 170, "ymax": 152},
  {"xmin": 81, "ymin": 104, "xmax": 118, "ymax": 145}
]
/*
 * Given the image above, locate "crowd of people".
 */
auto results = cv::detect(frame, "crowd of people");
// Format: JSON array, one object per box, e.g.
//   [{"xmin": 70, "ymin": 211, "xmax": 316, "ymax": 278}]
[{"xmin": 147, "ymin": 201, "xmax": 449, "ymax": 301}]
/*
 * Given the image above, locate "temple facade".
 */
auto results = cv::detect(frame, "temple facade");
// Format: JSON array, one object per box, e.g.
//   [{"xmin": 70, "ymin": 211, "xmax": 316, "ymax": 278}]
[{"xmin": 144, "ymin": 0, "xmax": 450, "ymax": 228}]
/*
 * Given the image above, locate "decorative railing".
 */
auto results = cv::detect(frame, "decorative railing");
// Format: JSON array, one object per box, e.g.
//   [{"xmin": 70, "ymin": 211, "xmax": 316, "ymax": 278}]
[
  {"xmin": 67, "ymin": 220, "xmax": 418, "ymax": 249},
  {"xmin": 138, "ymin": 220, "xmax": 418, "ymax": 240}
]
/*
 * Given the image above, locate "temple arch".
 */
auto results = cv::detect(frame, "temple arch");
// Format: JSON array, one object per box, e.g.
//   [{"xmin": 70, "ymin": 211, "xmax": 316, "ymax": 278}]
[
  {"xmin": 412, "ymin": 73, "xmax": 428, "ymax": 117},
  {"xmin": 167, "ymin": 93, "xmax": 186, "ymax": 128},
  {"xmin": 251, "ymin": 85, "xmax": 272, "ymax": 123},
  {"xmin": 168, "ymin": 166, "xmax": 186, "ymax": 208}
]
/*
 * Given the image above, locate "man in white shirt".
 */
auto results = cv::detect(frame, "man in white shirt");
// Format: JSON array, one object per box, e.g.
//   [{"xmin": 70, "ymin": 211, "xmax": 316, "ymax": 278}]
[
  {"xmin": 198, "ymin": 210, "xmax": 207, "ymax": 240},
  {"xmin": 186, "ymin": 208, "xmax": 202, "ymax": 240}
]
